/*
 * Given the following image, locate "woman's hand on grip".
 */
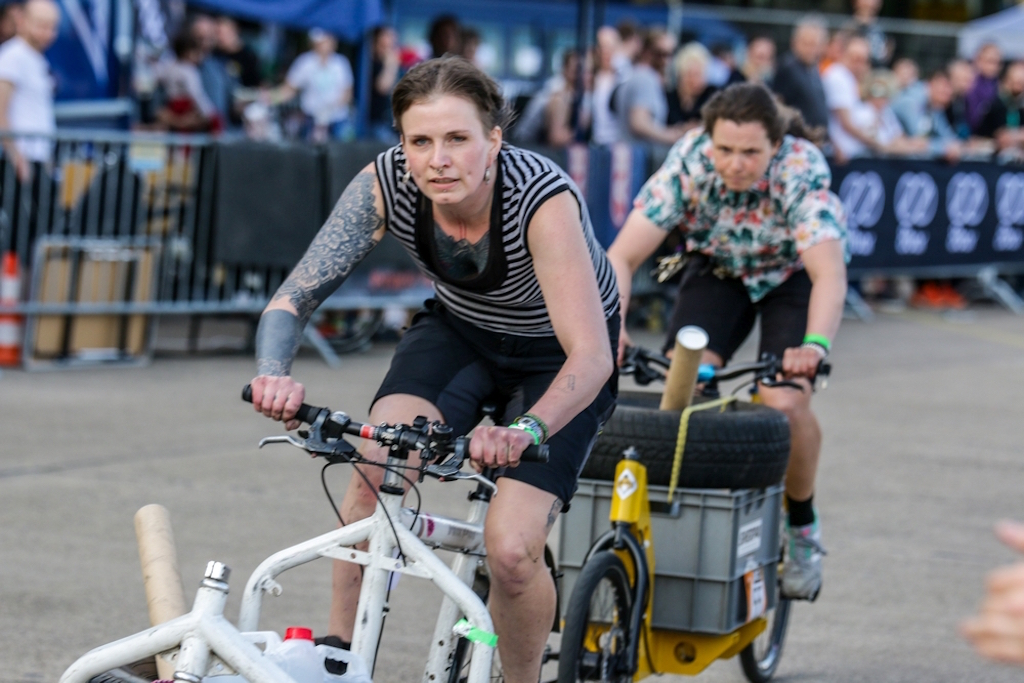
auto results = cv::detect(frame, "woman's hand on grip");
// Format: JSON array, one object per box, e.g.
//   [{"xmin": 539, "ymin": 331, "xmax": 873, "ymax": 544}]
[
  {"xmin": 250, "ymin": 375, "xmax": 306, "ymax": 431},
  {"xmin": 468, "ymin": 425, "xmax": 535, "ymax": 471}
]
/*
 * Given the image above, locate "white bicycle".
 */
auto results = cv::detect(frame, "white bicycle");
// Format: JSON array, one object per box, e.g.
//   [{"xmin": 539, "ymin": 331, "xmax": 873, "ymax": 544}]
[{"xmin": 59, "ymin": 387, "xmax": 552, "ymax": 683}]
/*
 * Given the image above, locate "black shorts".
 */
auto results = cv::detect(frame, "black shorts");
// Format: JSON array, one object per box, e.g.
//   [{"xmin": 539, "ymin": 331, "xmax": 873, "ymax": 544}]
[
  {"xmin": 664, "ymin": 255, "xmax": 811, "ymax": 364},
  {"xmin": 373, "ymin": 299, "xmax": 619, "ymax": 505}
]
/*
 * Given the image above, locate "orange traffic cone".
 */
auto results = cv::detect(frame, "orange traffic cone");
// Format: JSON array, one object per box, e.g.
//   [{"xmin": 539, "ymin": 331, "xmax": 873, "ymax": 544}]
[{"xmin": 0, "ymin": 252, "xmax": 23, "ymax": 367}]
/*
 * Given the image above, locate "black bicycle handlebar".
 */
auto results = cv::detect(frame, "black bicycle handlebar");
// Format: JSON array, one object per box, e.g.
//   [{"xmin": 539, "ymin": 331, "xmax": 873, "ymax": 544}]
[
  {"xmin": 621, "ymin": 346, "xmax": 830, "ymax": 390},
  {"xmin": 242, "ymin": 384, "xmax": 549, "ymax": 463}
]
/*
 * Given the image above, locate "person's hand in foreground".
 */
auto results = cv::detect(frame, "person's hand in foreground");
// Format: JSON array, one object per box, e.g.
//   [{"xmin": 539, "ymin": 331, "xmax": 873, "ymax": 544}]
[{"xmin": 962, "ymin": 521, "xmax": 1024, "ymax": 665}]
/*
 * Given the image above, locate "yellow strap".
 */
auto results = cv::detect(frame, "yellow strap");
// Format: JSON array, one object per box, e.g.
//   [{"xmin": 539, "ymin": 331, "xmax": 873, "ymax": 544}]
[{"xmin": 667, "ymin": 396, "xmax": 737, "ymax": 503}]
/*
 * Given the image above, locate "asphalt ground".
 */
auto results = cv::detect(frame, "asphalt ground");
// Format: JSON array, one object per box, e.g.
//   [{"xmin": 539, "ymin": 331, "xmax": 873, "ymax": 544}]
[{"xmin": 3, "ymin": 307, "xmax": 1024, "ymax": 683}]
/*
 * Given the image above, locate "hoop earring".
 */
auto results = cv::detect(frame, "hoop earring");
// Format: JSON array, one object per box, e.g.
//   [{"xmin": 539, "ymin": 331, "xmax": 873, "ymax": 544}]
[
  {"xmin": 484, "ymin": 167, "xmax": 491, "ymax": 183},
  {"xmin": 402, "ymin": 169, "xmax": 412, "ymax": 184}
]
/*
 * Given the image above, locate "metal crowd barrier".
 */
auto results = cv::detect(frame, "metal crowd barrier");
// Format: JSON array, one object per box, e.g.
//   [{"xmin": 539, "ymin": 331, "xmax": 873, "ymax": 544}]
[
  {"xmin": 0, "ymin": 130, "xmax": 430, "ymax": 368},
  {"xmin": 3, "ymin": 130, "xmax": 1024, "ymax": 369}
]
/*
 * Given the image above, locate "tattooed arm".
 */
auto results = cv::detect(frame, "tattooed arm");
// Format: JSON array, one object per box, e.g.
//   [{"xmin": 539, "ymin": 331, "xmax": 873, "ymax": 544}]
[
  {"xmin": 251, "ymin": 166, "xmax": 386, "ymax": 427},
  {"xmin": 468, "ymin": 192, "xmax": 614, "ymax": 470}
]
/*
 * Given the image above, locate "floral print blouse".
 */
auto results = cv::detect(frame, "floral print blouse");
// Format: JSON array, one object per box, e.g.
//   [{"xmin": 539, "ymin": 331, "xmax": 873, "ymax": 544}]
[{"xmin": 634, "ymin": 129, "xmax": 848, "ymax": 302}]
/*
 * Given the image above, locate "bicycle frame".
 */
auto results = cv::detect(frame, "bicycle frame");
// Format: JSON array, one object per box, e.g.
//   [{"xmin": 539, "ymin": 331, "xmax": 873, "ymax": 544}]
[{"xmin": 59, "ymin": 453, "xmax": 498, "ymax": 683}]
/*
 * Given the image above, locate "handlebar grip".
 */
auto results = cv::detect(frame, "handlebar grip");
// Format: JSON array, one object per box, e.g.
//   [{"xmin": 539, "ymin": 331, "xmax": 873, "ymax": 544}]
[
  {"xmin": 522, "ymin": 444, "xmax": 549, "ymax": 463},
  {"xmin": 241, "ymin": 384, "xmax": 328, "ymax": 427}
]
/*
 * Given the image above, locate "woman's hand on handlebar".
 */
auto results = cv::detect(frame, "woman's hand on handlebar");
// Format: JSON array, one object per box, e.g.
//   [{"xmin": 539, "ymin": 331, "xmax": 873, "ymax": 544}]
[
  {"xmin": 468, "ymin": 425, "xmax": 536, "ymax": 471},
  {"xmin": 249, "ymin": 375, "xmax": 306, "ymax": 431},
  {"xmin": 782, "ymin": 346, "xmax": 824, "ymax": 380}
]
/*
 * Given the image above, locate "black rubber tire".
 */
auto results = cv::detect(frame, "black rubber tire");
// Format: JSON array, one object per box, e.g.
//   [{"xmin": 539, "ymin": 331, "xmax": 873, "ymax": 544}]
[
  {"xmin": 581, "ymin": 391, "xmax": 790, "ymax": 489},
  {"xmin": 739, "ymin": 521, "xmax": 792, "ymax": 682},
  {"xmin": 739, "ymin": 596, "xmax": 791, "ymax": 682},
  {"xmin": 313, "ymin": 309, "xmax": 385, "ymax": 354},
  {"xmin": 558, "ymin": 551, "xmax": 634, "ymax": 683}
]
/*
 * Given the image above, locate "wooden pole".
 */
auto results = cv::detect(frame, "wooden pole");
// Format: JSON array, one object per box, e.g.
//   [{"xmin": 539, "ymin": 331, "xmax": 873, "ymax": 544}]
[
  {"xmin": 135, "ymin": 504, "xmax": 187, "ymax": 681},
  {"xmin": 660, "ymin": 326, "xmax": 709, "ymax": 411}
]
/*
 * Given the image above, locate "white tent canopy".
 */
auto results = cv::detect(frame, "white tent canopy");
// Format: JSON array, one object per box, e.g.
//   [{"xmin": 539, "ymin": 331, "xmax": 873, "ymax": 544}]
[{"xmin": 959, "ymin": 5, "xmax": 1024, "ymax": 60}]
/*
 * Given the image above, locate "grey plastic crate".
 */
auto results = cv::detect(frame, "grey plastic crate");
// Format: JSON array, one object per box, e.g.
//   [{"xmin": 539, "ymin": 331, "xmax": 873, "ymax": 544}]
[{"xmin": 558, "ymin": 479, "xmax": 783, "ymax": 634}]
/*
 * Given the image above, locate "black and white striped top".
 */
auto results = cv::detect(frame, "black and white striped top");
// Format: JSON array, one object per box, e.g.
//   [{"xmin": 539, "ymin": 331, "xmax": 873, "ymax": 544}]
[{"xmin": 375, "ymin": 143, "xmax": 619, "ymax": 336}]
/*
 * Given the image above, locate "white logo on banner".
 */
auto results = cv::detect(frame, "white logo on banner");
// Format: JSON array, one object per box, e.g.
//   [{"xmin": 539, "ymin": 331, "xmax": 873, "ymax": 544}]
[
  {"xmin": 995, "ymin": 173, "xmax": 1024, "ymax": 253},
  {"xmin": 609, "ymin": 143, "xmax": 633, "ymax": 229},
  {"xmin": 63, "ymin": 0, "xmax": 110, "ymax": 86},
  {"xmin": 945, "ymin": 172, "xmax": 987, "ymax": 254},
  {"xmin": 838, "ymin": 171, "xmax": 883, "ymax": 256},
  {"xmin": 893, "ymin": 172, "xmax": 936, "ymax": 255}
]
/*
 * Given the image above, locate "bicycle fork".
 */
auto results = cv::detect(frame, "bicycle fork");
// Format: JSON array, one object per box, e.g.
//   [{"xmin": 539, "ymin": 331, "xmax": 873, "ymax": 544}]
[
  {"xmin": 345, "ymin": 459, "xmax": 496, "ymax": 683},
  {"xmin": 584, "ymin": 449, "xmax": 657, "ymax": 678},
  {"xmin": 423, "ymin": 493, "xmax": 490, "ymax": 683}
]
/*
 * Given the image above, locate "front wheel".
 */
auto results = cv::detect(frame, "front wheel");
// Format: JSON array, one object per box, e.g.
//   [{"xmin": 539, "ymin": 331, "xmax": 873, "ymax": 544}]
[
  {"xmin": 739, "ymin": 519, "xmax": 792, "ymax": 683},
  {"xmin": 558, "ymin": 551, "xmax": 634, "ymax": 683}
]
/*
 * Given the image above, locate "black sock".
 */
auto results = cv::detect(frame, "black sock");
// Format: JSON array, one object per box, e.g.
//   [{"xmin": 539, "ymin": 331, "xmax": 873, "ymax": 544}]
[{"xmin": 787, "ymin": 494, "xmax": 815, "ymax": 527}]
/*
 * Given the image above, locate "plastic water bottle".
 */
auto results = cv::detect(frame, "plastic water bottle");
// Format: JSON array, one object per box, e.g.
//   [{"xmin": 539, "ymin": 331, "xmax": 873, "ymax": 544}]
[
  {"xmin": 200, "ymin": 631, "xmax": 281, "ymax": 682},
  {"xmin": 267, "ymin": 627, "xmax": 322, "ymax": 682},
  {"xmin": 318, "ymin": 643, "xmax": 372, "ymax": 683},
  {"xmin": 200, "ymin": 626, "xmax": 372, "ymax": 682}
]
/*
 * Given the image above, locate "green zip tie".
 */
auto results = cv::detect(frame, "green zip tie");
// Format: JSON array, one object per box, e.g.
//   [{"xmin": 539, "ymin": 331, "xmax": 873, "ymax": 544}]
[{"xmin": 453, "ymin": 618, "xmax": 498, "ymax": 647}]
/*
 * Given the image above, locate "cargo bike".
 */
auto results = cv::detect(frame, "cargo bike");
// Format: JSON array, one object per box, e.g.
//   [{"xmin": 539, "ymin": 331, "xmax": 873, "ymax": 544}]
[{"xmin": 557, "ymin": 346, "xmax": 829, "ymax": 683}]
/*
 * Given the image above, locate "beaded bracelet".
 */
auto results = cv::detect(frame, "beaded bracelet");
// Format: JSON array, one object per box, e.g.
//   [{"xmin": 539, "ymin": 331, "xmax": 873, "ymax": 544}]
[
  {"xmin": 801, "ymin": 341, "xmax": 829, "ymax": 359},
  {"xmin": 510, "ymin": 414, "xmax": 548, "ymax": 444},
  {"xmin": 521, "ymin": 412, "xmax": 550, "ymax": 442},
  {"xmin": 802, "ymin": 334, "xmax": 831, "ymax": 352}
]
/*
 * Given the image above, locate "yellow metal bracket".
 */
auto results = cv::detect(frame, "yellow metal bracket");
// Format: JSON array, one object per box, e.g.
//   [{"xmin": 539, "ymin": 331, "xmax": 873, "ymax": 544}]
[{"xmin": 637, "ymin": 619, "xmax": 767, "ymax": 679}]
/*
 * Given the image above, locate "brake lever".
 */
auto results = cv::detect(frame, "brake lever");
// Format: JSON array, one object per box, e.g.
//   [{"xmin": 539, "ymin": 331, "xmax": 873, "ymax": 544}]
[
  {"xmin": 421, "ymin": 466, "xmax": 498, "ymax": 493},
  {"xmin": 625, "ymin": 361, "xmax": 655, "ymax": 386},
  {"xmin": 421, "ymin": 439, "xmax": 499, "ymax": 492},
  {"xmin": 759, "ymin": 377, "xmax": 806, "ymax": 392},
  {"xmin": 257, "ymin": 432, "xmax": 358, "ymax": 462},
  {"xmin": 259, "ymin": 434, "xmax": 308, "ymax": 450},
  {"xmin": 817, "ymin": 362, "xmax": 831, "ymax": 390}
]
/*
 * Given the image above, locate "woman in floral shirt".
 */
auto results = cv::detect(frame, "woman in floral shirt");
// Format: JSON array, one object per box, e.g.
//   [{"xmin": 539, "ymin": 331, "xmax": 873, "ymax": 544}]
[{"xmin": 607, "ymin": 83, "xmax": 848, "ymax": 602}]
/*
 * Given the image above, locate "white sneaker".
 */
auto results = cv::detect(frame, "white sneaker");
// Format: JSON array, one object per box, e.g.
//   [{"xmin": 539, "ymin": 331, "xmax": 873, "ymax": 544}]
[{"xmin": 780, "ymin": 514, "xmax": 826, "ymax": 601}]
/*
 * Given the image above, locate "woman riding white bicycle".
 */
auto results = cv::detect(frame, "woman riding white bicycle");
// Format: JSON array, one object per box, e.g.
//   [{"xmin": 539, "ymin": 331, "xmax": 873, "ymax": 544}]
[{"xmin": 249, "ymin": 56, "xmax": 619, "ymax": 683}]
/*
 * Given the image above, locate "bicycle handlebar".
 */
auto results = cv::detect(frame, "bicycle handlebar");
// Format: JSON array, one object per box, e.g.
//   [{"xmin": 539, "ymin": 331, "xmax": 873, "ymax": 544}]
[
  {"xmin": 621, "ymin": 346, "xmax": 830, "ymax": 391},
  {"xmin": 242, "ymin": 384, "xmax": 549, "ymax": 463}
]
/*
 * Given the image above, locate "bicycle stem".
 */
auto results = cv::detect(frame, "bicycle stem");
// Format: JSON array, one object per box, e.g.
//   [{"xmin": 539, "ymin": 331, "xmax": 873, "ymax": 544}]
[{"xmin": 172, "ymin": 563, "xmax": 232, "ymax": 682}]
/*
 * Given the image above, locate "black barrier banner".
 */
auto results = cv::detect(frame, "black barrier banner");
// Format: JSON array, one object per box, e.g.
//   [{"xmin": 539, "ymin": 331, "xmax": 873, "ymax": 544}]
[{"xmin": 831, "ymin": 159, "xmax": 1024, "ymax": 273}]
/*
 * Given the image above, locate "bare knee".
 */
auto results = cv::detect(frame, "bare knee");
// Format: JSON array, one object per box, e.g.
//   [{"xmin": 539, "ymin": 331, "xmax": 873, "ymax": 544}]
[
  {"xmin": 485, "ymin": 528, "xmax": 548, "ymax": 597},
  {"xmin": 760, "ymin": 384, "xmax": 812, "ymax": 422},
  {"xmin": 342, "ymin": 446, "xmax": 389, "ymax": 518}
]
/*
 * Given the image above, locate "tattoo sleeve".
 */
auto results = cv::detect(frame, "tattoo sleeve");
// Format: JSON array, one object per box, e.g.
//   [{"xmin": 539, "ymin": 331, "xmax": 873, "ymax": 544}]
[
  {"xmin": 256, "ymin": 309, "xmax": 303, "ymax": 377},
  {"xmin": 272, "ymin": 171, "xmax": 383, "ymax": 322}
]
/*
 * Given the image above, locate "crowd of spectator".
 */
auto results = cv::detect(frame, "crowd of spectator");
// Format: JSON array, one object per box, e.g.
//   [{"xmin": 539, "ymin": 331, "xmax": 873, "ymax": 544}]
[
  {"xmin": 5, "ymin": 0, "xmax": 1024, "ymax": 167},
  {"xmin": 497, "ymin": 0, "xmax": 1024, "ymax": 168}
]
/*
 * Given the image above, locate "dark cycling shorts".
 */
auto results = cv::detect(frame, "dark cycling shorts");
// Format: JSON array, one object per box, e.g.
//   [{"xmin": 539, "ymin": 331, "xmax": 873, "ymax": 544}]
[
  {"xmin": 373, "ymin": 299, "xmax": 619, "ymax": 506},
  {"xmin": 664, "ymin": 255, "xmax": 811, "ymax": 365}
]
